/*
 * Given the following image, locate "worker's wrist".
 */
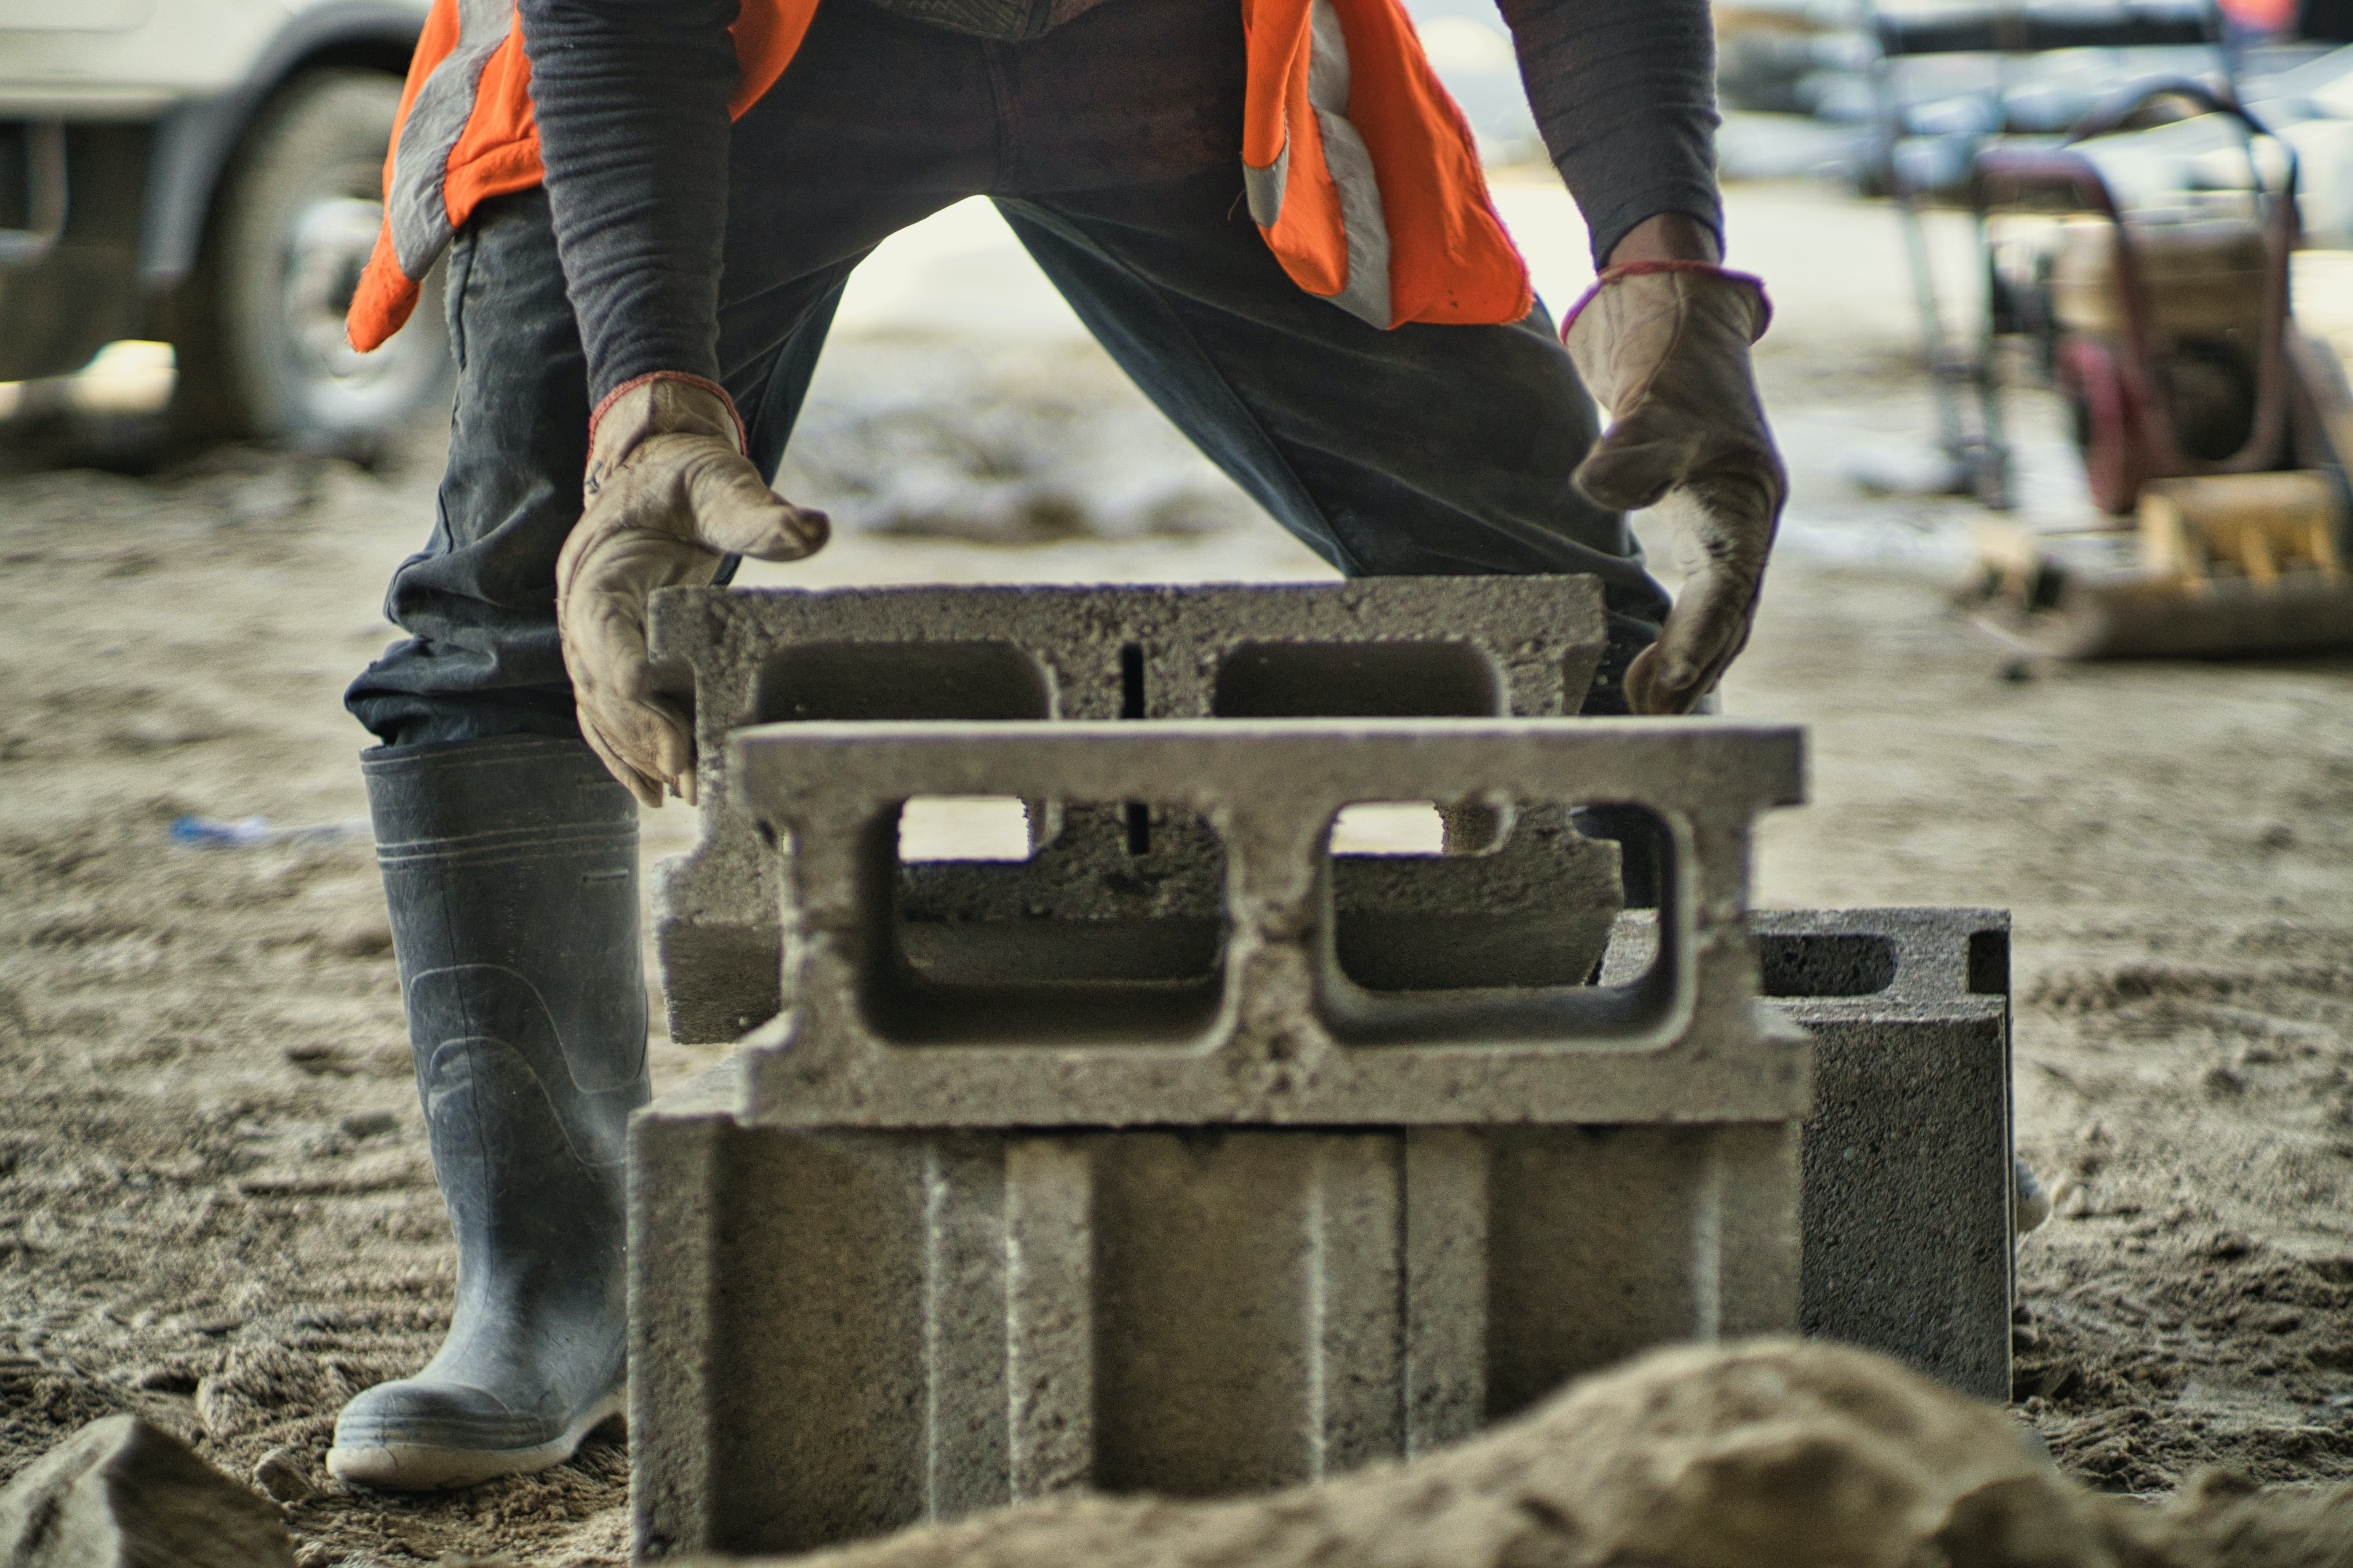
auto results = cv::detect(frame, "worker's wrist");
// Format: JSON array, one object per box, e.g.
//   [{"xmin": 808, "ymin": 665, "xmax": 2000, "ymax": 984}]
[
  {"xmin": 587, "ymin": 372, "xmax": 747, "ymax": 461},
  {"xmin": 1559, "ymin": 263, "xmax": 1773, "ymax": 344},
  {"xmin": 583, "ymin": 373, "xmax": 749, "ymax": 506},
  {"xmin": 1605, "ymin": 212, "xmax": 1723, "ymax": 268}
]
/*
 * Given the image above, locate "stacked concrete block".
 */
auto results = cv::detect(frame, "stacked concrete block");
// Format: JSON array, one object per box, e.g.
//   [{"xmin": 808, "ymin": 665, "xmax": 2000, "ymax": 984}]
[
  {"xmin": 1596, "ymin": 906, "xmax": 2017, "ymax": 1401},
  {"xmin": 631, "ymin": 718, "xmax": 1811, "ymax": 1560},
  {"xmin": 1759, "ymin": 908, "xmax": 2016, "ymax": 1404},
  {"xmin": 720, "ymin": 720, "xmax": 1804, "ymax": 1126},
  {"xmin": 893, "ymin": 806, "xmax": 1623, "ymax": 993},
  {"xmin": 633, "ymin": 1093, "xmax": 1802, "ymax": 1558},
  {"xmin": 645, "ymin": 578, "xmax": 1614, "ymax": 1041}
]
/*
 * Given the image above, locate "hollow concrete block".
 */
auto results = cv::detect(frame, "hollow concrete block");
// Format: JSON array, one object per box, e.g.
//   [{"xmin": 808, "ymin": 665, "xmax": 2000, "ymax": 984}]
[
  {"xmin": 724, "ymin": 718, "xmax": 1811, "ymax": 1128},
  {"xmin": 645, "ymin": 578, "xmax": 1609, "ymax": 1041},
  {"xmin": 629, "ymin": 716, "xmax": 1817, "ymax": 1560},
  {"xmin": 1595, "ymin": 906, "xmax": 2017, "ymax": 1400},
  {"xmin": 1758, "ymin": 907, "xmax": 2017, "ymax": 1404},
  {"xmin": 629, "ymin": 1079, "xmax": 1802, "ymax": 1561}
]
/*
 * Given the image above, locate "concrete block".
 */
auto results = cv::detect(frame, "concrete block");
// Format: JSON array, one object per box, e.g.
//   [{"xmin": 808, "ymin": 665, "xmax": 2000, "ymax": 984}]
[
  {"xmin": 630, "ymin": 714, "xmax": 1821, "ymax": 1559},
  {"xmin": 724, "ymin": 718, "xmax": 1811, "ymax": 1128},
  {"xmin": 646, "ymin": 578, "xmax": 1608, "ymax": 1041},
  {"xmin": 628, "ymin": 904, "xmax": 2022, "ymax": 1557},
  {"xmin": 629, "ymin": 1075, "xmax": 1801, "ymax": 1561},
  {"xmin": 1762, "ymin": 908, "xmax": 2015, "ymax": 1404},
  {"xmin": 1595, "ymin": 905, "xmax": 2015, "ymax": 1400},
  {"xmin": 896, "ymin": 804, "xmax": 1624, "ymax": 992}
]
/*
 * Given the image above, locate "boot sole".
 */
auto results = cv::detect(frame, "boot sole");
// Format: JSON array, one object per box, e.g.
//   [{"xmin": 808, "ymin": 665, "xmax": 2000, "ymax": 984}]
[{"xmin": 325, "ymin": 1391, "xmax": 624, "ymax": 1491}]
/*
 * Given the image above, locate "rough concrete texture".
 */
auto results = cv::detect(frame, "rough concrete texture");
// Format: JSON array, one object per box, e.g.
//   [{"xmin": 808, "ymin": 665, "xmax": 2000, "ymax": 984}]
[
  {"xmin": 631, "ymin": 1070, "xmax": 1802, "ymax": 1560},
  {"xmin": 895, "ymin": 806, "xmax": 1625, "ymax": 994},
  {"xmin": 661, "ymin": 1338, "xmax": 2134, "ymax": 1568},
  {"xmin": 646, "ymin": 577, "xmax": 1608, "ymax": 1041},
  {"xmin": 723, "ymin": 718, "xmax": 1808, "ymax": 1127},
  {"xmin": 630, "ymin": 716, "xmax": 1817, "ymax": 1557},
  {"xmin": 1758, "ymin": 907, "xmax": 2017, "ymax": 1406},
  {"xmin": 1600, "ymin": 907, "xmax": 2017, "ymax": 1402},
  {"xmin": 0, "ymin": 1414, "xmax": 295, "ymax": 1568}
]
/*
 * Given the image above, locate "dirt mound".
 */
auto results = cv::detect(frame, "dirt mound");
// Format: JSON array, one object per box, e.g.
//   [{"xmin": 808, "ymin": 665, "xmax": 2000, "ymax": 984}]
[{"xmin": 730, "ymin": 1340, "xmax": 2353, "ymax": 1568}]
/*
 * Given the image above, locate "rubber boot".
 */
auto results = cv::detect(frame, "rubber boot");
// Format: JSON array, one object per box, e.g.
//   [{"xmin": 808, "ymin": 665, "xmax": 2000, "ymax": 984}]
[{"xmin": 326, "ymin": 736, "xmax": 650, "ymax": 1490}]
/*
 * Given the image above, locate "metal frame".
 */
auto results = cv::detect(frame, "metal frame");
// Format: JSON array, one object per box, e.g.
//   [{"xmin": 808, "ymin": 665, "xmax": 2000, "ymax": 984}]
[
  {"xmin": 1861, "ymin": 0, "xmax": 2234, "ymax": 507},
  {"xmin": 0, "ymin": 120, "xmax": 66, "ymax": 268}
]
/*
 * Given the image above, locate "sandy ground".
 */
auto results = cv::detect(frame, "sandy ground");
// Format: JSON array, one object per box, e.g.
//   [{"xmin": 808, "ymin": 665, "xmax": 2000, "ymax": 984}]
[{"xmin": 4, "ymin": 181, "xmax": 2353, "ymax": 1565}]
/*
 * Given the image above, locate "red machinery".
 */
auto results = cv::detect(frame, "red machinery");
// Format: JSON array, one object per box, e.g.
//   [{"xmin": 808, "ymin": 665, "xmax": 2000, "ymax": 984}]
[{"xmin": 1961, "ymin": 80, "xmax": 2353, "ymax": 655}]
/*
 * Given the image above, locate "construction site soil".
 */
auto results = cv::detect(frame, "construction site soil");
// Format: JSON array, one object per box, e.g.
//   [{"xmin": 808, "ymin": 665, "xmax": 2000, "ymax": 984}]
[{"xmin": 5, "ymin": 184, "xmax": 2353, "ymax": 1565}]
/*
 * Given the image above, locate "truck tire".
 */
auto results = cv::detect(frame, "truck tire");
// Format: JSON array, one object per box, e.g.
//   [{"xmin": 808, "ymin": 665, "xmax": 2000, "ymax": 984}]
[{"xmin": 172, "ymin": 68, "xmax": 451, "ymax": 455}]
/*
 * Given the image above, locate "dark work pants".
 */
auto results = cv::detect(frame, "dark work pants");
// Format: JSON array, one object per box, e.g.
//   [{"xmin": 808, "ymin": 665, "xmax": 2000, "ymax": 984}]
[{"xmin": 345, "ymin": 0, "xmax": 1670, "ymax": 746}]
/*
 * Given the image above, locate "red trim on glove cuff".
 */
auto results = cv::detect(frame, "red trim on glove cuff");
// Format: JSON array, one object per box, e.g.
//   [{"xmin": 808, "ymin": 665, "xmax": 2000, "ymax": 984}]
[
  {"xmin": 588, "ymin": 371, "xmax": 749, "ymax": 455},
  {"xmin": 1558, "ymin": 261, "xmax": 1774, "ymax": 341}
]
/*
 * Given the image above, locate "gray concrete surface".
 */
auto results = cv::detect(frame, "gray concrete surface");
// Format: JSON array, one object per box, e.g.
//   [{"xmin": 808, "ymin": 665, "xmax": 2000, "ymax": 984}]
[
  {"xmin": 721, "ymin": 718, "xmax": 1809, "ymax": 1127},
  {"xmin": 646, "ymin": 578, "xmax": 1609, "ymax": 1041},
  {"xmin": 630, "ymin": 1073, "xmax": 1801, "ymax": 1560},
  {"xmin": 1763, "ymin": 906, "xmax": 2016, "ymax": 1404},
  {"xmin": 1597, "ymin": 905, "xmax": 2018, "ymax": 1400}
]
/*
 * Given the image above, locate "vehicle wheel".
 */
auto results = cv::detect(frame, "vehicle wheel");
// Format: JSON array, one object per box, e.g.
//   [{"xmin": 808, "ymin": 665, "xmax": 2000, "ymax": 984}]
[
  {"xmin": 2057, "ymin": 333, "xmax": 2141, "ymax": 515},
  {"xmin": 172, "ymin": 68, "xmax": 451, "ymax": 454}
]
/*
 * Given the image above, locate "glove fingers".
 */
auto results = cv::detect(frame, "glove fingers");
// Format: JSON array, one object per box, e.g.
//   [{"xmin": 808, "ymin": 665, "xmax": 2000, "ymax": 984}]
[
  {"xmin": 1572, "ymin": 405, "xmax": 1703, "ymax": 512},
  {"xmin": 1675, "ymin": 459, "xmax": 1786, "ymax": 569},
  {"xmin": 580, "ymin": 713, "xmax": 668, "ymax": 809},
  {"xmin": 563, "ymin": 594, "xmax": 694, "ymax": 804},
  {"xmin": 1574, "ymin": 440, "xmax": 1678, "ymax": 512},
  {"xmin": 1625, "ymin": 630, "xmax": 1750, "ymax": 717},
  {"xmin": 580, "ymin": 688, "xmax": 695, "ymax": 804},
  {"xmin": 682, "ymin": 454, "xmax": 831, "ymax": 561},
  {"xmin": 1625, "ymin": 565, "xmax": 1762, "ymax": 716}
]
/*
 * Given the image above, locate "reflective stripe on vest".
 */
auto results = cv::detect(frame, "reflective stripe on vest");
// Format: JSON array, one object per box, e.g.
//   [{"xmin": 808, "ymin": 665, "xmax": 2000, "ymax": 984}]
[
  {"xmin": 387, "ymin": 0, "xmax": 513, "ymax": 281},
  {"xmin": 348, "ymin": 0, "xmax": 1525, "ymax": 352},
  {"xmin": 1243, "ymin": 0, "xmax": 1532, "ymax": 329},
  {"xmin": 1244, "ymin": 0, "xmax": 1392, "ymax": 326},
  {"xmin": 348, "ymin": 0, "xmax": 540, "ymax": 350},
  {"xmin": 349, "ymin": 0, "xmax": 817, "ymax": 351}
]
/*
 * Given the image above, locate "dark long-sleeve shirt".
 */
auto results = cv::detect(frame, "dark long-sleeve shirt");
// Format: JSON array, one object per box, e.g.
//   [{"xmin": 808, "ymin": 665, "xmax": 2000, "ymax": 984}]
[{"xmin": 516, "ymin": 0, "xmax": 1721, "ymax": 406}]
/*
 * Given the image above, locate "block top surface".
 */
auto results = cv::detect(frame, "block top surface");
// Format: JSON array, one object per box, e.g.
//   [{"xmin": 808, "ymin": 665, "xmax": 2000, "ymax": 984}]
[{"xmin": 733, "ymin": 718, "xmax": 1805, "ymax": 822}]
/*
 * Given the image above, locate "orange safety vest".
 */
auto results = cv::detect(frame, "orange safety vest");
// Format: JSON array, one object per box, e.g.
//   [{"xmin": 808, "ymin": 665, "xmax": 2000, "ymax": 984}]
[{"xmin": 347, "ymin": 0, "xmax": 1531, "ymax": 354}]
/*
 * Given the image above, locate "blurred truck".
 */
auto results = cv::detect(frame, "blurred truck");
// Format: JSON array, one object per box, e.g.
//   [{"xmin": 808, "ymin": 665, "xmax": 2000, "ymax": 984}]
[{"xmin": 0, "ymin": 0, "xmax": 444, "ymax": 453}]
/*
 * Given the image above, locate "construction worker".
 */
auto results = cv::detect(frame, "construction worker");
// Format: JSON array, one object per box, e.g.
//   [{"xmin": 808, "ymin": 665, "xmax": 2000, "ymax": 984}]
[{"xmin": 329, "ymin": 0, "xmax": 1786, "ymax": 1489}]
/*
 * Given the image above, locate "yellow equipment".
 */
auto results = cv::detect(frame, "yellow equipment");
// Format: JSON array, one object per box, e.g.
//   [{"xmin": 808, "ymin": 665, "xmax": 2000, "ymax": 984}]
[{"xmin": 1957, "ymin": 82, "xmax": 2353, "ymax": 658}]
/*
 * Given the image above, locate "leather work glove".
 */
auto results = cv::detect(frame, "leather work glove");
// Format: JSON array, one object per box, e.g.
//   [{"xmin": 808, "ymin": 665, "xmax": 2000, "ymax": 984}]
[
  {"xmin": 1562, "ymin": 263, "xmax": 1786, "ymax": 716},
  {"xmin": 556, "ymin": 374, "xmax": 829, "ymax": 806}
]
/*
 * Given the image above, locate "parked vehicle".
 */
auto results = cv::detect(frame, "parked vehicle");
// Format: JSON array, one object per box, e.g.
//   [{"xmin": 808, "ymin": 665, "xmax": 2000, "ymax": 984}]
[{"xmin": 0, "ymin": 0, "xmax": 443, "ymax": 453}]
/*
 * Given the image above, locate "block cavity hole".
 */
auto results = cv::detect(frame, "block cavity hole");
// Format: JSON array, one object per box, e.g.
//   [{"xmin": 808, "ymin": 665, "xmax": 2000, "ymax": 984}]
[
  {"xmin": 1326, "ymin": 799, "xmax": 1646, "ymax": 995},
  {"xmin": 1213, "ymin": 641, "xmax": 1499, "ymax": 718},
  {"xmin": 758, "ymin": 639, "xmax": 1051, "ymax": 723},
  {"xmin": 897, "ymin": 796, "xmax": 1033, "ymax": 863},
  {"xmin": 877, "ymin": 798, "xmax": 1227, "ymax": 1047},
  {"xmin": 1757, "ymin": 933, "xmax": 1898, "ymax": 998}
]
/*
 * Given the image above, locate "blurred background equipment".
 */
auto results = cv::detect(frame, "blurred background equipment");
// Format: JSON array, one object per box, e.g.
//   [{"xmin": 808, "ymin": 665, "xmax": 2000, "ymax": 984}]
[
  {"xmin": 0, "ymin": 0, "xmax": 447, "ymax": 457},
  {"xmin": 1747, "ymin": 0, "xmax": 2353, "ymax": 657},
  {"xmin": 1864, "ymin": 0, "xmax": 2243, "ymax": 505},
  {"xmin": 1951, "ymin": 78, "xmax": 2353, "ymax": 655}
]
